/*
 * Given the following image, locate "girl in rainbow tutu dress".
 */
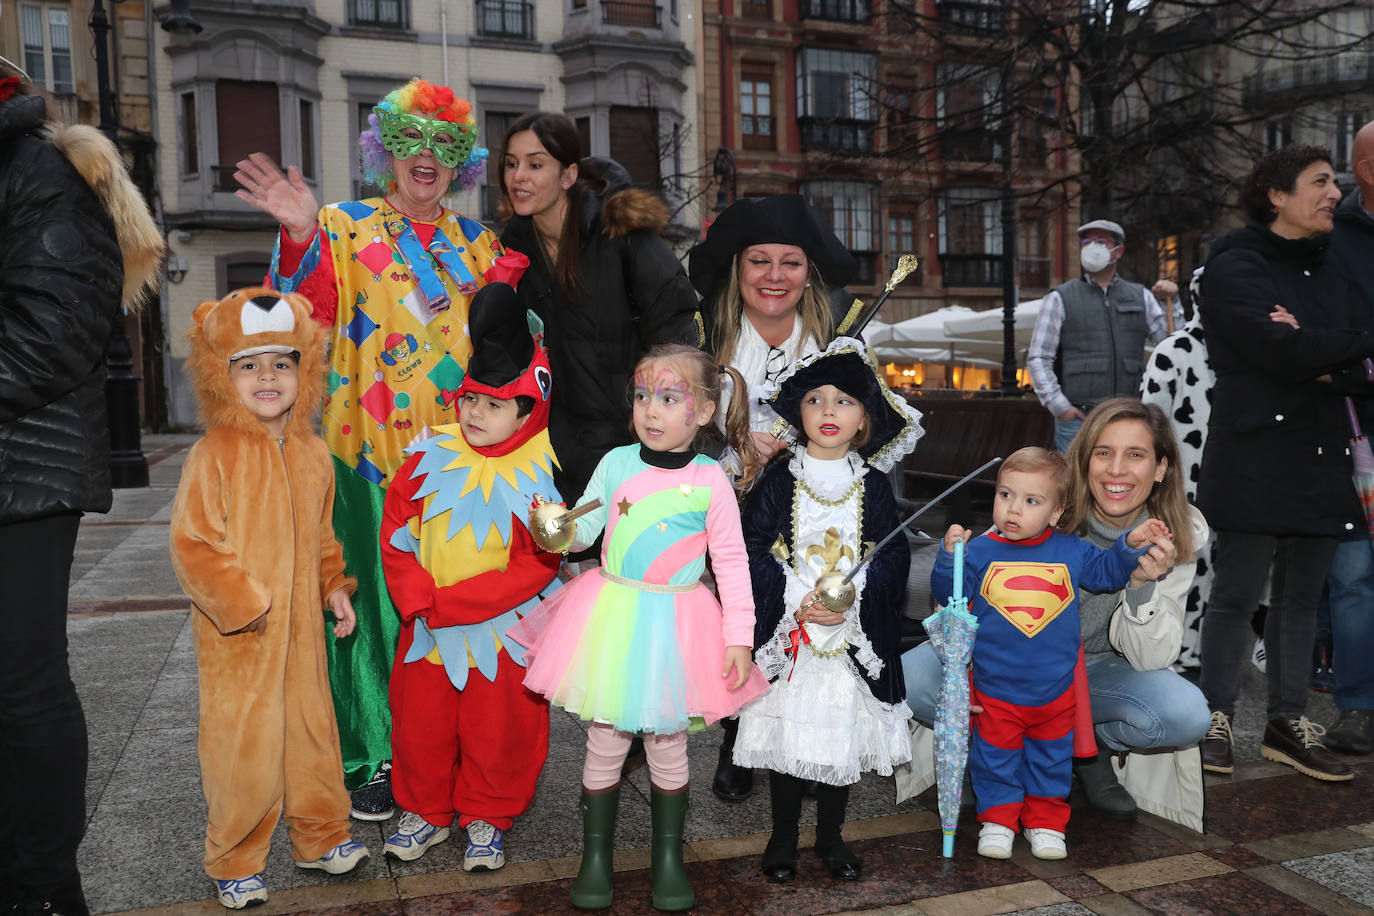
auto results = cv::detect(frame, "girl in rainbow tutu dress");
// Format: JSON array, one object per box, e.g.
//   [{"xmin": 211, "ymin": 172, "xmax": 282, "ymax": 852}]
[{"xmin": 508, "ymin": 343, "xmax": 770, "ymax": 912}]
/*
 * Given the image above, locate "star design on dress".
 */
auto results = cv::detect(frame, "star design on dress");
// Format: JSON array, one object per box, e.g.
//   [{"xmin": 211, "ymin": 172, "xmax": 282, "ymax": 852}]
[
  {"xmin": 679, "ymin": 484, "xmax": 692, "ymax": 496},
  {"xmin": 617, "ymin": 497, "xmax": 633, "ymax": 517},
  {"xmin": 657, "ymin": 522, "xmax": 668, "ymax": 532},
  {"xmin": 423, "ymin": 341, "xmax": 433, "ymax": 351}
]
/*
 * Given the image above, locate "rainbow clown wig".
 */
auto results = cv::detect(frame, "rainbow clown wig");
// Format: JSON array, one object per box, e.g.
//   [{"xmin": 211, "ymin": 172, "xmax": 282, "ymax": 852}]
[{"xmin": 359, "ymin": 78, "xmax": 487, "ymax": 194}]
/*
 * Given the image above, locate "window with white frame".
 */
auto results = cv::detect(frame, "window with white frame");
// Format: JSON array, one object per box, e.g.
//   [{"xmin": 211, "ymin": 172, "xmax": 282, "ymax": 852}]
[
  {"xmin": 741, "ymin": 68, "xmax": 774, "ymax": 150},
  {"xmin": 939, "ymin": 187, "xmax": 1001, "ymax": 255},
  {"xmin": 19, "ymin": 3, "xmax": 73, "ymax": 94},
  {"xmin": 804, "ymin": 180, "xmax": 877, "ymax": 250},
  {"xmin": 939, "ymin": 187, "xmax": 1004, "ymax": 286},
  {"xmin": 796, "ymin": 48, "xmax": 877, "ymax": 121}
]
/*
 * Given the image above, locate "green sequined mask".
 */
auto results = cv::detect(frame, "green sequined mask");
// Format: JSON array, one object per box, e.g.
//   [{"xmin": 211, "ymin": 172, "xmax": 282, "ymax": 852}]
[{"xmin": 376, "ymin": 108, "xmax": 475, "ymax": 169}]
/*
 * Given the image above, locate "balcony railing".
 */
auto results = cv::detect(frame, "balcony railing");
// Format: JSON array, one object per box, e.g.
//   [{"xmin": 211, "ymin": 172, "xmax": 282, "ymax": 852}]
[
  {"xmin": 602, "ymin": 0, "xmax": 661, "ymax": 27},
  {"xmin": 798, "ymin": 0, "xmax": 870, "ymax": 24},
  {"xmin": 740, "ymin": 0, "xmax": 771, "ymax": 18},
  {"xmin": 1242, "ymin": 53, "xmax": 1373, "ymax": 109},
  {"xmin": 742, "ymin": 115, "xmax": 776, "ymax": 151},
  {"xmin": 935, "ymin": 0, "xmax": 1008, "ymax": 34},
  {"xmin": 799, "ymin": 118, "xmax": 874, "ymax": 154},
  {"xmin": 476, "ymin": 0, "xmax": 534, "ymax": 38},
  {"xmin": 941, "ymin": 253, "xmax": 1002, "ymax": 287}
]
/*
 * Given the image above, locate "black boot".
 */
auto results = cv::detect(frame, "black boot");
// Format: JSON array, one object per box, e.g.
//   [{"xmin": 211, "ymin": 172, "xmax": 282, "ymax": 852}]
[
  {"xmin": 1074, "ymin": 754, "xmax": 1137, "ymax": 820},
  {"xmin": 761, "ymin": 771, "xmax": 804, "ymax": 882},
  {"xmin": 711, "ymin": 716, "xmax": 754, "ymax": 801},
  {"xmin": 813, "ymin": 783, "xmax": 861, "ymax": 880}
]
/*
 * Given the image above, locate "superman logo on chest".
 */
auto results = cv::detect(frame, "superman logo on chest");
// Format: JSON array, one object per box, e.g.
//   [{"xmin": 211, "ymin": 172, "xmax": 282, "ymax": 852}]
[{"xmin": 979, "ymin": 562, "xmax": 1074, "ymax": 637}]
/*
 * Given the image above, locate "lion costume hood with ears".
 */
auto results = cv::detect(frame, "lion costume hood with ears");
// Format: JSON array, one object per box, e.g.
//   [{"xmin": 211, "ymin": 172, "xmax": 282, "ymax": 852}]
[{"xmin": 186, "ymin": 287, "xmax": 328, "ymax": 436}]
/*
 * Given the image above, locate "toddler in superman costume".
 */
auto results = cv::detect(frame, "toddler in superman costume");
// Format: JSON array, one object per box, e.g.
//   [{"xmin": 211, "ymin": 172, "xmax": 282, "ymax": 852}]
[
  {"xmin": 932, "ymin": 447, "xmax": 1170, "ymax": 861},
  {"xmin": 379, "ymin": 282, "xmax": 561, "ymax": 870}
]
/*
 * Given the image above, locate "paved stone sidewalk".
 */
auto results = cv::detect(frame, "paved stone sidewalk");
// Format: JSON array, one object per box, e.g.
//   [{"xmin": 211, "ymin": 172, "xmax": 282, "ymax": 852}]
[{"xmin": 68, "ymin": 435, "xmax": 1374, "ymax": 915}]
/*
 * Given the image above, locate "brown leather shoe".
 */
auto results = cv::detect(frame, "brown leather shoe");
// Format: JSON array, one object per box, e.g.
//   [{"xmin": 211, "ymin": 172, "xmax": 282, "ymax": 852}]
[
  {"xmin": 1201, "ymin": 710, "xmax": 1234, "ymax": 775},
  {"xmin": 1261, "ymin": 716, "xmax": 1354, "ymax": 781}
]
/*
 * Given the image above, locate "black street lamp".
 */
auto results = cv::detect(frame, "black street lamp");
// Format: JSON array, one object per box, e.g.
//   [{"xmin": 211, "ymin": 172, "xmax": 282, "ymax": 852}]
[{"xmin": 91, "ymin": 0, "xmax": 150, "ymax": 487}]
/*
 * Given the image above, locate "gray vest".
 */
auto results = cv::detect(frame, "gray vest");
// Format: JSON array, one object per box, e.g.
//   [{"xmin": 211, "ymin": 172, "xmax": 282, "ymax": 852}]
[{"xmin": 1054, "ymin": 276, "xmax": 1150, "ymax": 409}]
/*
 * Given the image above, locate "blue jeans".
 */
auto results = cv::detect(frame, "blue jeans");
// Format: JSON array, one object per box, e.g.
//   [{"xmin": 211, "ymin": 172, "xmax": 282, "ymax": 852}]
[
  {"xmin": 1053, "ymin": 416, "xmax": 1083, "ymax": 454},
  {"xmin": 902, "ymin": 641, "xmax": 1210, "ymax": 752},
  {"xmin": 1326, "ymin": 538, "xmax": 1374, "ymax": 710}
]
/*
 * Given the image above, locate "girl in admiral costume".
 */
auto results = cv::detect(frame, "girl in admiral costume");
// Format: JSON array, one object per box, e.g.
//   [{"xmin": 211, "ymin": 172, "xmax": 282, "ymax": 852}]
[{"xmin": 734, "ymin": 338, "xmax": 923, "ymax": 883}]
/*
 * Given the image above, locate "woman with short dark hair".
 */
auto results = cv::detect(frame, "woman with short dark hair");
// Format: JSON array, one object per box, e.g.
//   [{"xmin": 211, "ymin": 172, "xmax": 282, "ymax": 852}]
[{"xmin": 1197, "ymin": 144, "xmax": 1374, "ymax": 782}]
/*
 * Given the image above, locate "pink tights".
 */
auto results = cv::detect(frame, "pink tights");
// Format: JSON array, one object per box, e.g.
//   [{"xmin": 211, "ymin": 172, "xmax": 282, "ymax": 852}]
[{"xmin": 582, "ymin": 723, "xmax": 689, "ymax": 791}]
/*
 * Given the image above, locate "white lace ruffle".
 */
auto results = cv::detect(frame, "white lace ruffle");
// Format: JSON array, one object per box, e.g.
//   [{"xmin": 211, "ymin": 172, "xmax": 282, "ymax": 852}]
[{"xmin": 734, "ymin": 641, "xmax": 913, "ymax": 784}]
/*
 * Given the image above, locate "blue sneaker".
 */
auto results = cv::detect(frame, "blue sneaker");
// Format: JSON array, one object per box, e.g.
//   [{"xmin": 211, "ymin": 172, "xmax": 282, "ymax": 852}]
[
  {"xmin": 384, "ymin": 811, "xmax": 451, "ymax": 861},
  {"xmin": 214, "ymin": 874, "xmax": 267, "ymax": 909},
  {"xmin": 295, "ymin": 838, "xmax": 370, "ymax": 874},
  {"xmin": 464, "ymin": 819, "xmax": 505, "ymax": 872}
]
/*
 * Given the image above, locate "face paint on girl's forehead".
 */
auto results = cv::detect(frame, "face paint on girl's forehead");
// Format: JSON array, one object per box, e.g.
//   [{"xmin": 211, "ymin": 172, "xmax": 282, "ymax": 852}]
[{"xmin": 633, "ymin": 367, "xmax": 691, "ymax": 395}]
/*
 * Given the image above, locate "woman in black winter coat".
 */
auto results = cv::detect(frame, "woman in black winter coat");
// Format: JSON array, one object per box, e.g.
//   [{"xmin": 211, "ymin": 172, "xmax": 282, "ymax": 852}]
[
  {"xmin": 0, "ymin": 57, "xmax": 162, "ymax": 914},
  {"xmin": 498, "ymin": 112, "xmax": 703, "ymax": 505},
  {"xmin": 1198, "ymin": 144, "xmax": 1374, "ymax": 783}
]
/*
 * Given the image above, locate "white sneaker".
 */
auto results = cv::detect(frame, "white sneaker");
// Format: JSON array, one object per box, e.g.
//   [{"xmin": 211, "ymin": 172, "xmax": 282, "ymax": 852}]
[
  {"xmin": 384, "ymin": 811, "xmax": 451, "ymax": 861},
  {"xmin": 463, "ymin": 819, "xmax": 506, "ymax": 872},
  {"xmin": 214, "ymin": 874, "xmax": 267, "ymax": 909},
  {"xmin": 295, "ymin": 838, "xmax": 370, "ymax": 874},
  {"xmin": 1023, "ymin": 827, "xmax": 1067, "ymax": 860},
  {"xmin": 1252, "ymin": 638, "xmax": 1267, "ymax": 673},
  {"xmin": 977, "ymin": 823, "xmax": 1014, "ymax": 859}
]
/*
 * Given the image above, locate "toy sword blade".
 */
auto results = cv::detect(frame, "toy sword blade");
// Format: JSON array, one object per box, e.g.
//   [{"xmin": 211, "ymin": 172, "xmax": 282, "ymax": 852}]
[{"xmin": 840, "ymin": 456, "xmax": 1002, "ymax": 585}]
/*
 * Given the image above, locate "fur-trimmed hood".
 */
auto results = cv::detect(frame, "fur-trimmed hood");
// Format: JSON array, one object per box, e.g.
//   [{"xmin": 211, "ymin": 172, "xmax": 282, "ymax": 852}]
[
  {"xmin": 49, "ymin": 121, "xmax": 165, "ymax": 311},
  {"xmin": 186, "ymin": 287, "xmax": 328, "ymax": 439},
  {"xmin": 579, "ymin": 156, "xmax": 671, "ymax": 239}
]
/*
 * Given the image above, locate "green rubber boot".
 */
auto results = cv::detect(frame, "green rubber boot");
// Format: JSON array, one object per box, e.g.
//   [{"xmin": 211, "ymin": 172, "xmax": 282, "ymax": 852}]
[
  {"xmin": 649, "ymin": 785, "xmax": 695, "ymax": 912},
  {"xmin": 570, "ymin": 786, "xmax": 619, "ymax": 910}
]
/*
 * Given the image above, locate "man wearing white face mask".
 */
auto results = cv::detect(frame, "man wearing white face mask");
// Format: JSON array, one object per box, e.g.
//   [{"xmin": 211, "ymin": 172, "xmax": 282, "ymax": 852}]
[{"xmin": 1028, "ymin": 219, "xmax": 1183, "ymax": 453}]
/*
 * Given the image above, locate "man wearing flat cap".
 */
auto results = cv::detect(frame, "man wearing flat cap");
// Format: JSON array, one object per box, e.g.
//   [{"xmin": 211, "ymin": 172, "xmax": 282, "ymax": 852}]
[{"xmin": 1028, "ymin": 219, "xmax": 1183, "ymax": 452}]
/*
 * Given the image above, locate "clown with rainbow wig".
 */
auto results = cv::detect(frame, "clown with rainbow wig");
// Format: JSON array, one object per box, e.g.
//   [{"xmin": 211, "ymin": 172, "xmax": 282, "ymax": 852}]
[{"xmin": 235, "ymin": 78, "xmax": 528, "ymax": 821}]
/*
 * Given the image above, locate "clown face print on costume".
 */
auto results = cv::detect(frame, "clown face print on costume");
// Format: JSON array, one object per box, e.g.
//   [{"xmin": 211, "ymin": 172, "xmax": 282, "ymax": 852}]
[
  {"xmin": 230, "ymin": 350, "xmax": 300, "ymax": 437},
  {"xmin": 459, "ymin": 391, "xmax": 530, "ymax": 448},
  {"xmin": 1088, "ymin": 418, "xmax": 1167, "ymax": 526},
  {"xmin": 799, "ymin": 384, "xmax": 866, "ymax": 461},
  {"xmin": 387, "ymin": 111, "xmax": 459, "ymax": 221},
  {"xmin": 992, "ymin": 469, "xmax": 1063, "ymax": 541},
  {"xmin": 632, "ymin": 365, "xmax": 715, "ymax": 453}
]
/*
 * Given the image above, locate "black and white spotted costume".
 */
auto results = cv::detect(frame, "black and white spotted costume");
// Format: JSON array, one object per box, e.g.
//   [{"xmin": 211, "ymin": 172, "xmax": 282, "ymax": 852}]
[{"xmin": 1140, "ymin": 312, "xmax": 1214, "ymax": 670}]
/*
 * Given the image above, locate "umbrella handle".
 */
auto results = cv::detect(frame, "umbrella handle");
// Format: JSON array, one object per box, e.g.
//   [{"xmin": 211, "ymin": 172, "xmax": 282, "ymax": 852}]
[{"xmin": 942, "ymin": 831, "xmax": 955, "ymax": 858}]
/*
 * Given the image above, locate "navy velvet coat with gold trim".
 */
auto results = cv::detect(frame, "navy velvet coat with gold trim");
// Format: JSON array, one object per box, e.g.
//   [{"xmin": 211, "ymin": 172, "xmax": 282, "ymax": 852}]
[{"xmin": 741, "ymin": 458, "xmax": 910, "ymax": 704}]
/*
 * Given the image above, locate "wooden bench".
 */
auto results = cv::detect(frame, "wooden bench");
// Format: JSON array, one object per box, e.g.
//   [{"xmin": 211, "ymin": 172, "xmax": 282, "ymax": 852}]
[{"xmin": 900, "ymin": 393, "xmax": 1054, "ymax": 531}]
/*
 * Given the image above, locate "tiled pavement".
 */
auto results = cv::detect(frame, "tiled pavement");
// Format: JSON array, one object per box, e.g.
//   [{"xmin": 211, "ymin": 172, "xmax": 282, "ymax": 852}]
[{"xmin": 69, "ymin": 435, "xmax": 1374, "ymax": 915}]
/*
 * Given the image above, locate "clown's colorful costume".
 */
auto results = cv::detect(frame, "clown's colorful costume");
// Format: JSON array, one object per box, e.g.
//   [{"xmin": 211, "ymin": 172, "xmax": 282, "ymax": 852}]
[
  {"xmin": 508, "ymin": 445, "xmax": 771, "ymax": 732},
  {"xmin": 379, "ymin": 282, "xmax": 560, "ymax": 858},
  {"xmin": 932, "ymin": 529, "xmax": 1145, "ymax": 833},
  {"xmin": 271, "ymin": 191, "xmax": 523, "ymax": 793}
]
